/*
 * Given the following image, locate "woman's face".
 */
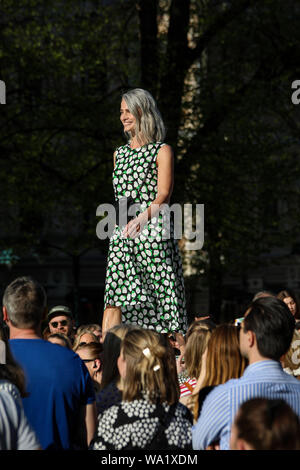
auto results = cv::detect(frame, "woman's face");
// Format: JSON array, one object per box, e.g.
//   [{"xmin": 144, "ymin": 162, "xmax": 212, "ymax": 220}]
[
  {"xmin": 283, "ymin": 296, "xmax": 297, "ymax": 316},
  {"xmin": 120, "ymin": 99, "xmax": 136, "ymax": 135},
  {"xmin": 77, "ymin": 348, "xmax": 98, "ymax": 378}
]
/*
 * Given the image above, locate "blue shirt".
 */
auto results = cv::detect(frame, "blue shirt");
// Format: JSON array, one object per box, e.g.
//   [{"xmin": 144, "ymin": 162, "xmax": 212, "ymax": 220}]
[
  {"xmin": 10, "ymin": 339, "xmax": 95, "ymax": 450},
  {"xmin": 192, "ymin": 360, "xmax": 300, "ymax": 450}
]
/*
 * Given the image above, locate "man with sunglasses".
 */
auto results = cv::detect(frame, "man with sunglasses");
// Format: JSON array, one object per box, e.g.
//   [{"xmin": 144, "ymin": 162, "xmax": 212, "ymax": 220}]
[
  {"xmin": 48, "ymin": 305, "xmax": 75, "ymax": 343},
  {"xmin": 3, "ymin": 277, "xmax": 97, "ymax": 450}
]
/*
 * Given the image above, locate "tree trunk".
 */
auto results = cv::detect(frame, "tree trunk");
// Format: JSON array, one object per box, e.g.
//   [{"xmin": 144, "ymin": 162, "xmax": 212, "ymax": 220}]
[
  {"xmin": 138, "ymin": 0, "xmax": 159, "ymax": 97},
  {"xmin": 159, "ymin": 0, "xmax": 191, "ymax": 151}
]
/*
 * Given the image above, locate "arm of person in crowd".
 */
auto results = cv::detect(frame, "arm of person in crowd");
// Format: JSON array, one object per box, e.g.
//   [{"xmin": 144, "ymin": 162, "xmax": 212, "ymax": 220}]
[
  {"xmin": 123, "ymin": 144, "xmax": 174, "ymax": 238},
  {"xmin": 192, "ymin": 386, "xmax": 228, "ymax": 450},
  {"xmin": 76, "ymin": 402, "xmax": 97, "ymax": 448},
  {"xmin": 85, "ymin": 402, "xmax": 97, "ymax": 447}
]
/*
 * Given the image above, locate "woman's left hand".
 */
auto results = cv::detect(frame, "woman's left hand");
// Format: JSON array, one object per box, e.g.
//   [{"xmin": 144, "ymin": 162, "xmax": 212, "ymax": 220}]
[{"xmin": 122, "ymin": 213, "xmax": 148, "ymax": 238}]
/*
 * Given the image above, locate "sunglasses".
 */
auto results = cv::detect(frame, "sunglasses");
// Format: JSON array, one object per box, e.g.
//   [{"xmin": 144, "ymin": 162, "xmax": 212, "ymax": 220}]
[
  {"xmin": 78, "ymin": 341, "xmax": 99, "ymax": 348},
  {"xmin": 50, "ymin": 320, "xmax": 69, "ymax": 328}
]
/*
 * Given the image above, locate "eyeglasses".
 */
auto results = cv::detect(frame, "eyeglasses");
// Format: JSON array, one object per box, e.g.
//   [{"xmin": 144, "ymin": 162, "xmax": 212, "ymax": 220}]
[
  {"xmin": 78, "ymin": 341, "xmax": 99, "ymax": 347},
  {"xmin": 82, "ymin": 358, "xmax": 98, "ymax": 363},
  {"xmin": 50, "ymin": 320, "xmax": 69, "ymax": 328}
]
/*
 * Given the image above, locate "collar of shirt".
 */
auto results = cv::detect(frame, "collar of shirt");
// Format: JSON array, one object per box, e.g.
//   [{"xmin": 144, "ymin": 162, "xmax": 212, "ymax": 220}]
[{"xmin": 242, "ymin": 359, "xmax": 282, "ymax": 378}]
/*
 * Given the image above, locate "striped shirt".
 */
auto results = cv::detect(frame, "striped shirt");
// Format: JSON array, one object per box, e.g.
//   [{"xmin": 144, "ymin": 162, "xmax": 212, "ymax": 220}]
[
  {"xmin": 180, "ymin": 377, "xmax": 197, "ymax": 397},
  {"xmin": 192, "ymin": 360, "xmax": 300, "ymax": 450}
]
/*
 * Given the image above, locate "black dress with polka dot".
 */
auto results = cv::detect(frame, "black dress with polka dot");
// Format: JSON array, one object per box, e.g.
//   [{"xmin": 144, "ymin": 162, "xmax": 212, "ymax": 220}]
[{"xmin": 104, "ymin": 142, "xmax": 188, "ymax": 334}]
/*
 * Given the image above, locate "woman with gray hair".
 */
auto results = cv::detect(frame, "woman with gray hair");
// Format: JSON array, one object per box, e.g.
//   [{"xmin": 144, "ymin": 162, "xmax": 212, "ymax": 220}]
[{"xmin": 102, "ymin": 88, "xmax": 187, "ymax": 339}]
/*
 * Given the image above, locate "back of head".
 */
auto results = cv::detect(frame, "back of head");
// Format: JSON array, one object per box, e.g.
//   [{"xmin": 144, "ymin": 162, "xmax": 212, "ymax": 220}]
[
  {"xmin": 121, "ymin": 328, "xmax": 179, "ymax": 405},
  {"xmin": 243, "ymin": 296, "xmax": 295, "ymax": 360},
  {"xmin": 76, "ymin": 341, "xmax": 103, "ymax": 358},
  {"xmin": 252, "ymin": 290, "xmax": 275, "ymax": 301},
  {"xmin": 203, "ymin": 323, "xmax": 247, "ymax": 387},
  {"xmin": 48, "ymin": 333, "xmax": 72, "ymax": 349},
  {"xmin": 184, "ymin": 323, "xmax": 214, "ymax": 379},
  {"xmin": 234, "ymin": 398, "xmax": 300, "ymax": 450},
  {"xmin": 3, "ymin": 276, "xmax": 46, "ymax": 329}
]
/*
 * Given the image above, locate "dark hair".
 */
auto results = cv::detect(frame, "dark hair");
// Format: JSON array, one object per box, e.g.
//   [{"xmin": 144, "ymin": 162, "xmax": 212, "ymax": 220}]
[
  {"xmin": 75, "ymin": 341, "xmax": 103, "ymax": 358},
  {"xmin": 100, "ymin": 324, "xmax": 135, "ymax": 390},
  {"xmin": 48, "ymin": 333, "xmax": 72, "ymax": 349},
  {"xmin": 234, "ymin": 398, "xmax": 300, "ymax": 450},
  {"xmin": 0, "ymin": 327, "xmax": 27, "ymax": 397},
  {"xmin": 277, "ymin": 288, "xmax": 300, "ymax": 319},
  {"xmin": 252, "ymin": 290, "xmax": 276, "ymax": 301},
  {"xmin": 243, "ymin": 296, "xmax": 295, "ymax": 360},
  {"xmin": 3, "ymin": 276, "xmax": 46, "ymax": 329}
]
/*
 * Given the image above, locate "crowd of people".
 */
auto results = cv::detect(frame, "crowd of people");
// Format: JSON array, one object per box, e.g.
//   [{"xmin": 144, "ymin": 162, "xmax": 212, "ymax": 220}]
[{"xmin": 1, "ymin": 277, "xmax": 300, "ymax": 451}]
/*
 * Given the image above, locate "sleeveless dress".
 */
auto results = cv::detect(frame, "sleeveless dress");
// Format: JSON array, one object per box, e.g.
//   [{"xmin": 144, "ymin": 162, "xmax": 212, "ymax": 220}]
[{"xmin": 104, "ymin": 141, "xmax": 188, "ymax": 334}]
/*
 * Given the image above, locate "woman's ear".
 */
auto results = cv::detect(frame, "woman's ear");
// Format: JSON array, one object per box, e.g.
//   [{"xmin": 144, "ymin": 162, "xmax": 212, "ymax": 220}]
[{"xmin": 93, "ymin": 358, "xmax": 101, "ymax": 371}]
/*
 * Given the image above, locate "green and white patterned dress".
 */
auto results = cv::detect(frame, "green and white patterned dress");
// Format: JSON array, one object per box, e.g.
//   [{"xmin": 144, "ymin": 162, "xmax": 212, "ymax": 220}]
[{"xmin": 104, "ymin": 141, "xmax": 187, "ymax": 334}]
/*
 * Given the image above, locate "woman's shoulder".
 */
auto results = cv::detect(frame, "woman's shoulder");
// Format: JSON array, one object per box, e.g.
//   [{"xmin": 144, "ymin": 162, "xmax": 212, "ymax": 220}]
[
  {"xmin": 0, "ymin": 380, "xmax": 21, "ymax": 401},
  {"xmin": 115, "ymin": 142, "xmax": 129, "ymax": 152}
]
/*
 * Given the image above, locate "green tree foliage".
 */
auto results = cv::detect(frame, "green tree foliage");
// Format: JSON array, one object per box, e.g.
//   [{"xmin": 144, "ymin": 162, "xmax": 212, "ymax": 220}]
[{"xmin": 1, "ymin": 0, "xmax": 300, "ymax": 321}]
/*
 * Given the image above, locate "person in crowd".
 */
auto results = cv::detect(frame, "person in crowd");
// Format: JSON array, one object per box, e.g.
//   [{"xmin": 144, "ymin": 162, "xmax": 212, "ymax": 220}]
[
  {"xmin": 230, "ymin": 398, "xmax": 300, "ymax": 450},
  {"xmin": 102, "ymin": 88, "xmax": 187, "ymax": 341},
  {"xmin": 277, "ymin": 288, "xmax": 300, "ymax": 320},
  {"xmin": 47, "ymin": 305, "xmax": 76, "ymax": 343},
  {"xmin": 2, "ymin": 276, "xmax": 97, "ymax": 450},
  {"xmin": 252, "ymin": 290, "xmax": 276, "ymax": 301},
  {"xmin": 280, "ymin": 328, "xmax": 300, "ymax": 379},
  {"xmin": 90, "ymin": 327, "xmax": 193, "ymax": 450},
  {"xmin": 188, "ymin": 324, "xmax": 247, "ymax": 423},
  {"xmin": 177, "ymin": 321, "xmax": 214, "ymax": 403},
  {"xmin": 0, "ymin": 327, "xmax": 41, "ymax": 450},
  {"xmin": 192, "ymin": 296, "xmax": 300, "ymax": 450},
  {"xmin": 96, "ymin": 323, "xmax": 134, "ymax": 415},
  {"xmin": 73, "ymin": 329, "xmax": 99, "ymax": 352},
  {"xmin": 75, "ymin": 342, "xmax": 103, "ymax": 394},
  {"xmin": 76, "ymin": 323, "xmax": 103, "ymax": 342},
  {"xmin": 47, "ymin": 332, "xmax": 72, "ymax": 349}
]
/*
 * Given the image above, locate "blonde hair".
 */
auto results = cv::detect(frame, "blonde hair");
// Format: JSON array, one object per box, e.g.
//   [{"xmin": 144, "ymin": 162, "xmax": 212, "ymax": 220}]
[
  {"xmin": 121, "ymin": 328, "xmax": 179, "ymax": 404},
  {"xmin": 184, "ymin": 324, "xmax": 213, "ymax": 379},
  {"xmin": 201, "ymin": 324, "xmax": 247, "ymax": 386},
  {"xmin": 122, "ymin": 88, "xmax": 166, "ymax": 145},
  {"xmin": 189, "ymin": 324, "xmax": 247, "ymax": 421},
  {"xmin": 73, "ymin": 329, "xmax": 99, "ymax": 351}
]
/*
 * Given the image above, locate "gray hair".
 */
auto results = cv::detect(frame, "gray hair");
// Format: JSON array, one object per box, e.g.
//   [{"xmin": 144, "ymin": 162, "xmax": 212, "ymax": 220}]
[
  {"xmin": 121, "ymin": 88, "xmax": 166, "ymax": 145},
  {"xmin": 3, "ymin": 276, "xmax": 47, "ymax": 329}
]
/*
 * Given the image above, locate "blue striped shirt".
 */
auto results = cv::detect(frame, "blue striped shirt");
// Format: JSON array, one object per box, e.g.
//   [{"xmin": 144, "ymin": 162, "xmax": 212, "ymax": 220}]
[{"xmin": 192, "ymin": 360, "xmax": 300, "ymax": 450}]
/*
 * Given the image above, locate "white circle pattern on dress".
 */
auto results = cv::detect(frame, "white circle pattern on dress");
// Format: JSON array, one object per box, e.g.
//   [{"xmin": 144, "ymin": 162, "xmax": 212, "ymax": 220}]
[{"xmin": 104, "ymin": 142, "xmax": 188, "ymax": 334}]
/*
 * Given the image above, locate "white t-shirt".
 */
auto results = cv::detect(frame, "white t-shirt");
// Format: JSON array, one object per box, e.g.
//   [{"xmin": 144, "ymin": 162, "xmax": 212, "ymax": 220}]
[{"xmin": 0, "ymin": 380, "xmax": 40, "ymax": 450}]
